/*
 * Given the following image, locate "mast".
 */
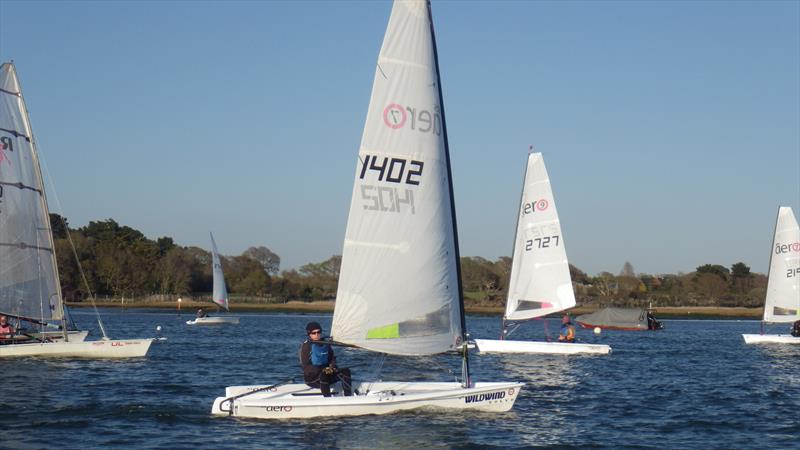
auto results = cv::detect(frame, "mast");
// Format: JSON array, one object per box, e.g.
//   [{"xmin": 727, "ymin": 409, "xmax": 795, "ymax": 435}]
[
  {"xmin": 426, "ymin": 0, "xmax": 471, "ymax": 387},
  {"xmin": 501, "ymin": 147, "xmax": 534, "ymax": 339},
  {"xmin": 763, "ymin": 207, "xmax": 781, "ymax": 325}
]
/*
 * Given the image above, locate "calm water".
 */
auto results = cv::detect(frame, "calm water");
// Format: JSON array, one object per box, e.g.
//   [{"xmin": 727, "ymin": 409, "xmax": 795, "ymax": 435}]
[{"xmin": 1, "ymin": 309, "xmax": 798, "ymax": 449}]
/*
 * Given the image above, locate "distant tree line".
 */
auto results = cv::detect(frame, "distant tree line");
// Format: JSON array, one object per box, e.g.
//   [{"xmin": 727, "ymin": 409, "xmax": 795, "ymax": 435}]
[{"xmin": 52, "ymin": 216, "xmax": 767, "ymax": 307}]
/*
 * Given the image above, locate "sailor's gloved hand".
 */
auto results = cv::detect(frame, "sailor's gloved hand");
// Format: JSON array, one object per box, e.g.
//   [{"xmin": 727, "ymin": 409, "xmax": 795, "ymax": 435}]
[{"xmin": 322, "ymin": 366, "xmax": 335, "ymax": 375}]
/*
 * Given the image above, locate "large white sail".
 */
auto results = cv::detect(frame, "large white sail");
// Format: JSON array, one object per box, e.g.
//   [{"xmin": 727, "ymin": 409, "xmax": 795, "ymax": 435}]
[
  {"xmin": 504, "ymin": 152, "xmax": 575, "ymax": 322},
  {"xmin": 210, "ymin": 232, "xmax": 229, "ymax": 311},
  {"xmin": 763, "ymin": 207, "xmax": 800, "ymax": 323},
  {"xmin": 331, "ymin": 0, "xmax": 463, "ymax": 356},
  {"xmin": 0, "ymin": 62, "xmax": 64, "ymax": 323}
]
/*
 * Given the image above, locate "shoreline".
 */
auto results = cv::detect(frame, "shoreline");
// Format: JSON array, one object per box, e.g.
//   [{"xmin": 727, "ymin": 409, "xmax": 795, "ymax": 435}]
[{"xmin": 66, "ymin": 301, "xmax": 763, "ymax": 319}]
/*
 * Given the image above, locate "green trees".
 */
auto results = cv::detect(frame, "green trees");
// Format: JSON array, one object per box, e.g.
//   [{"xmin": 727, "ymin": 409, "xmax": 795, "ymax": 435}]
[
  {"xmin": 48, "ymin": 215, "xmax": 771, "ymax": 307},
  {"xmin": 50, "ymin": 216, "xmax": 272, "ymax": 301}
]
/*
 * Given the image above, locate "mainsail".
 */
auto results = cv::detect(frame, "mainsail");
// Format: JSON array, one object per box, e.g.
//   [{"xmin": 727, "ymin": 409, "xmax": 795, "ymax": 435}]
[
  {"xmin": 503, "ymin": 152, "xmax": 575, "ymax": 323},
  {"xmin": 210, "ymin": 232, "xmax": 229, "ymax": 311},
  {"xmin": 0, "ymin": 62, "xmax": 64, "ymax": 323},
  {"xmin": 763, "ymin": 207, "xmax": 800, "ymax": 322},
  {"xmin": 331, "ymin": 0, "xmax": 463, "ymax": 356}
]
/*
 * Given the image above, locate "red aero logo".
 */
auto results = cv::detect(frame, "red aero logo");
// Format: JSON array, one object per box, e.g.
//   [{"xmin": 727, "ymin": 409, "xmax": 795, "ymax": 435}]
[
  {"xmin": 522, "ymin": 198, "xmax": 549, "ymax": 215},
  {"xmin": 383, "ymin": 103, "xmax": 407, "ymax": 129},
  {"xmin": 775, "ymin": 242, "xmax": 800, "ymax": 254}
]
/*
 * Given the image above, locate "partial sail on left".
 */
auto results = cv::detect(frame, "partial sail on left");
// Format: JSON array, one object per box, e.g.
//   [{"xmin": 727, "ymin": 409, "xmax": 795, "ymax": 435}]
[
  {"xmin": 0, "ymin": 62, "xmax": 64, "ymax": 325},
  {"xmin": 210, "ymin": 232, "xmax": 229, "ymax": 311},
  {"xmin": 0, "ymin": 62, "xmax": 152, "ymax": 357}
]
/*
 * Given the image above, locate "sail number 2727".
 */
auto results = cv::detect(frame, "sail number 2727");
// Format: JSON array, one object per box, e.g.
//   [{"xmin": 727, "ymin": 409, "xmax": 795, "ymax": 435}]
[
  {"xmin": 359, "ymin": 154, "xmax": 423, "ymax": 214},
  {"xmin": 525, "ymin": 235, "xmax": 560, "ymax": 251}
]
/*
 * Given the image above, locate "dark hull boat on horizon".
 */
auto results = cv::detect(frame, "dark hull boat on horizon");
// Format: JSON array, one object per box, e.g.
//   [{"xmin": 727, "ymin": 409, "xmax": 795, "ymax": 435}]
[{"xmin": 576, "ymin": 307, "xmax": 664, "ymax": 331}]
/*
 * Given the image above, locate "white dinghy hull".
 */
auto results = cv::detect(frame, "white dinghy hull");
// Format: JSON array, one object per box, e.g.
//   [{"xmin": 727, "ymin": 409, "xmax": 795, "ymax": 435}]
[
  {"xmin": 474, "ymin": 339, "xmax": 611, "ymax": 355},
  {"xmin": 0, "ymin": 339, "xmax": 152, "ymax": 358},
  {"xmin": 187, "ymin": 316, "xmax": 239, "ymax": 325},
  {"xmin": 212, "ymin": 381, "xmax": 523, "ymax": 419},
  {"xmin": 20, "ymin": 330, "xmax": 90, "ymax": 342},
  {"xmin": 742, "ymin": 334, "xmax": 800, "ymax": 344}
]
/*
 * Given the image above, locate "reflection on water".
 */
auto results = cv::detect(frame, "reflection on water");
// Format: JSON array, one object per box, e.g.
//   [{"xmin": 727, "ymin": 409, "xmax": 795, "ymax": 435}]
[{"xmin": 0, "ymin": 310, "xmax": 798, "ymax": 449}]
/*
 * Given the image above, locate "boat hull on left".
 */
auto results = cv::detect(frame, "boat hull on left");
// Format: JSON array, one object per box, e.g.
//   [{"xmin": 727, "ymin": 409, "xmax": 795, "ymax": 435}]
[
  {"xmin": 742, "ymin": 334, "xmax": 800, "ymax": 344},
  {"xmin": 186, "ymin": 316, "xmax": 239, "ymax": 325},
  {"xmin": 474, "ymin": 338, "xmax": 611, "ymax": 355},
  {"xmin": 0, "ymin": 339, "xmax": 152, "ymax": 358}
]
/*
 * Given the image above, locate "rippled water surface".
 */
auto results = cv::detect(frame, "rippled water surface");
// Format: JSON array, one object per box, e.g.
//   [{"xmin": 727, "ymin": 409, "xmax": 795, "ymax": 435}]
[{"xmin": 1, "ymin": 309, "xmax": 798, "ymax": 449}]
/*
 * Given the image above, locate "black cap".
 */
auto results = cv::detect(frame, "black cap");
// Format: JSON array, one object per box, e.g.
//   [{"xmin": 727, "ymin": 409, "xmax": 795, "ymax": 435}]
[{"xmin": 306, "ymin": 321, "xmax": 322, "ymax": 334}]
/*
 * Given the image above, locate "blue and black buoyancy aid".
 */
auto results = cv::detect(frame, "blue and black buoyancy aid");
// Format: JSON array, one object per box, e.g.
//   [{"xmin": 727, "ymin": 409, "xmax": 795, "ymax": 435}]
[{"xmin": 310, "ymin": 342, "xmax": 332, "ymax": 366}]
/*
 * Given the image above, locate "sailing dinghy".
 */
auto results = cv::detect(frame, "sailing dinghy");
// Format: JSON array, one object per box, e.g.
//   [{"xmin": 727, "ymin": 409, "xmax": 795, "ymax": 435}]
[
  {"xmin": 575, "ymin": 307, "xmax": 663, "ymax": 331},
  {"xmin": 0, "ymin": 62, "xmax": 151, "ymax": 358},
  {"xmin": 473, "ymin": 152, "xmax": 610, "ymax": 355},
  {"xmin": 743, "ymin": 207, "xmax": 800, "ymax": 344},
  {"xmin": 187, "ymin": 233, "xmax": 239, "ymax": 325},
  {"xmin": 211, "ymin": 0, "xmax": 522, "ymax": 419}
]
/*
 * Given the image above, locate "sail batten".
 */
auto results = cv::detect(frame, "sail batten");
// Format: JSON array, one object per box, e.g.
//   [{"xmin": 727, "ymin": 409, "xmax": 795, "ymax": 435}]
[
  {"xmin": 763, "ymin": 207, "xmax": 800, "ymax": 323},
  {"xmin": 331, "ymin": 0, "xmax": 462, "ymax": 356},
  {"xmin": 0, "ymin": 62, "xmax": 64, "ymax": 323},
  {"xmin": 504, "ymin": 153, "xmax": 576, "ymax": 322}
]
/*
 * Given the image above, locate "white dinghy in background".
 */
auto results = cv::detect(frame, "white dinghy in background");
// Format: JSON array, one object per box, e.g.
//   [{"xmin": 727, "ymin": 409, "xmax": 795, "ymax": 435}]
[
  {"xmin": 187, "ymin": 233, "xmax": 239, "ymax": 325},
  {"xmin": 473, "ymin": 152, "xmax": 610, "ymax": 355},
  {"xmin": 0, "ymin": 62, "xmax": 151, "ymax": 359},
  {"xmin": 211, "ymin": 0, "xmax": 522, "ymax": 419},
  {"xmin": 742, "ymin": 207, "xmax": 800, "ymax": 345}
]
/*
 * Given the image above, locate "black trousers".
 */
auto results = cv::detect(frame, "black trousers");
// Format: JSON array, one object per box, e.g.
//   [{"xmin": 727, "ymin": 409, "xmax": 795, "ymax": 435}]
[{"xmin": 306, "ymin": 367, "xmax": 352, "ymax": 397}]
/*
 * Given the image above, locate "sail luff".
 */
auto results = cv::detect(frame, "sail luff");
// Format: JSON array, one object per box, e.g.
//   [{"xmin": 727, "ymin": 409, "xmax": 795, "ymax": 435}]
[
  {"xmin": 425, "ymin": 0, "xmax": 470, "ymax": 385},
  {"xmin": 210, "ymin": 232, "xmax": 229, "ymax": 311},
  {"xmin": 763, "ymin": 207, "xmax": 800, "ymax": 323},
  {"xmin": 502, "ymin": 149, "xmax": 533, "ymax": 328},
  {"xmin": 20, "ymin": 67, "xmax": 67, "ymax": 333}
]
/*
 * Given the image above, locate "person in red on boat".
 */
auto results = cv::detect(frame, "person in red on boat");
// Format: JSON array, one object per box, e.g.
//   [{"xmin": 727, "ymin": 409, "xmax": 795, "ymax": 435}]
[
  {"xmin": 298, "ymin": 321, "xmax": 353, "ymax": 397},
  {"xmin": 0, "ymin": 315, "xmax": 15, "ymax": 340},
  {"xmin": 558, "ymin": 314, "xmax": 575, "ymax": 343}
]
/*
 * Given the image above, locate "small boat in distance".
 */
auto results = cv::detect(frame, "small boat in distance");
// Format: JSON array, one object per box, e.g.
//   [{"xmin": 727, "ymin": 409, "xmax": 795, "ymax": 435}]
[
  {"xmin": 0, "ymin": 62, "xmax": 151, "ymax": 358},
  {"xmin": 210, "ymin": 0, "xmax": 522, "ymax": 419},
  {"xmin": 473, "ymin": 151, "xmax": 610, "ymax": 355},
  {"xmin": 743, "ymin": 207, "xmax": 800, "ymax": 344},
  {"xmin": 575, "ymin": 307, "xmax": 663, "ymax": 331},
  {"xmin": 186, "ymin": 233, "xmax": 239, "ymax": 325}
]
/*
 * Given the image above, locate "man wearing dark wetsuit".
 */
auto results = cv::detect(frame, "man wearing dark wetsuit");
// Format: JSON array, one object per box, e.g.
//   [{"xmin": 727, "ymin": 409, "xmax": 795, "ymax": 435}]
[{"xmin": 298, "ymin": 321, "xmax": 353, "ymax": 397}]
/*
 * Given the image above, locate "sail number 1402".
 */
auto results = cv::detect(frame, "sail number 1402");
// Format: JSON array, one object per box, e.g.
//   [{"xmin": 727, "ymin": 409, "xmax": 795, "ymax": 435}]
[
  {"xmin": 359, "ymin": 155, "xmax": 423, "ymax": 185},
  {"xmin": 359, "ymin": 154, "xmax": 423, "ymax": 214}
]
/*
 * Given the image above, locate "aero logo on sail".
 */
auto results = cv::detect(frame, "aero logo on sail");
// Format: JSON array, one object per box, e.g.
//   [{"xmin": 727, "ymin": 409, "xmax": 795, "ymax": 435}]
[
  {"xmin": 522, "ymin": 199, "xmax": 549, "ymax": 215},
  {"xmin": 776, "ymin": 242, "xmax": 800, "ymax": 254},
  {"xmin": 383, "ymin": 103, "xmax": 442, "ymax": 136}
]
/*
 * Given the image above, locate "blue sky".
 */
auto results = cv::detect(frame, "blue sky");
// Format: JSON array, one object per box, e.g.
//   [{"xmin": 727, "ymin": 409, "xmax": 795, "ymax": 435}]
[{"xmin": 1, "ymin": 0, "xmax": 798, "ymax": 276}]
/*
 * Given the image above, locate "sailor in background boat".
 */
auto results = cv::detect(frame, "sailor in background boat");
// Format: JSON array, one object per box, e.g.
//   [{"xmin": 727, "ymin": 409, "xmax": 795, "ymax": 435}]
[
  {"xmin": 0, "ymin": 315, "xmax": 15, "ymax": 342},
  {"xmin": 196, "ymin": 308, "xmax": 208, "ymax": 319},
  {"xmin": 299, "ymin": 321, "xmax": 353, "ymax": 397},
  {"xmin": 792, "ymin": 320, "xmax": 800, "ymax": 337},
  {"xmin": 558, "ymin": 314, "xmax": 576, "ymax": 343}
]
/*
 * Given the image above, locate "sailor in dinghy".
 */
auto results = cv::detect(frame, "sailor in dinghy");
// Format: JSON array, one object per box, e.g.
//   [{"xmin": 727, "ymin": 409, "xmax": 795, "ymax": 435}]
[
  {"xmin": 299, "ymin": 321, "xmax": 353, "ymax": 397},
  {"xmin": 210, "ymin": 0, "xmax": 522, "ymax": 419}
]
